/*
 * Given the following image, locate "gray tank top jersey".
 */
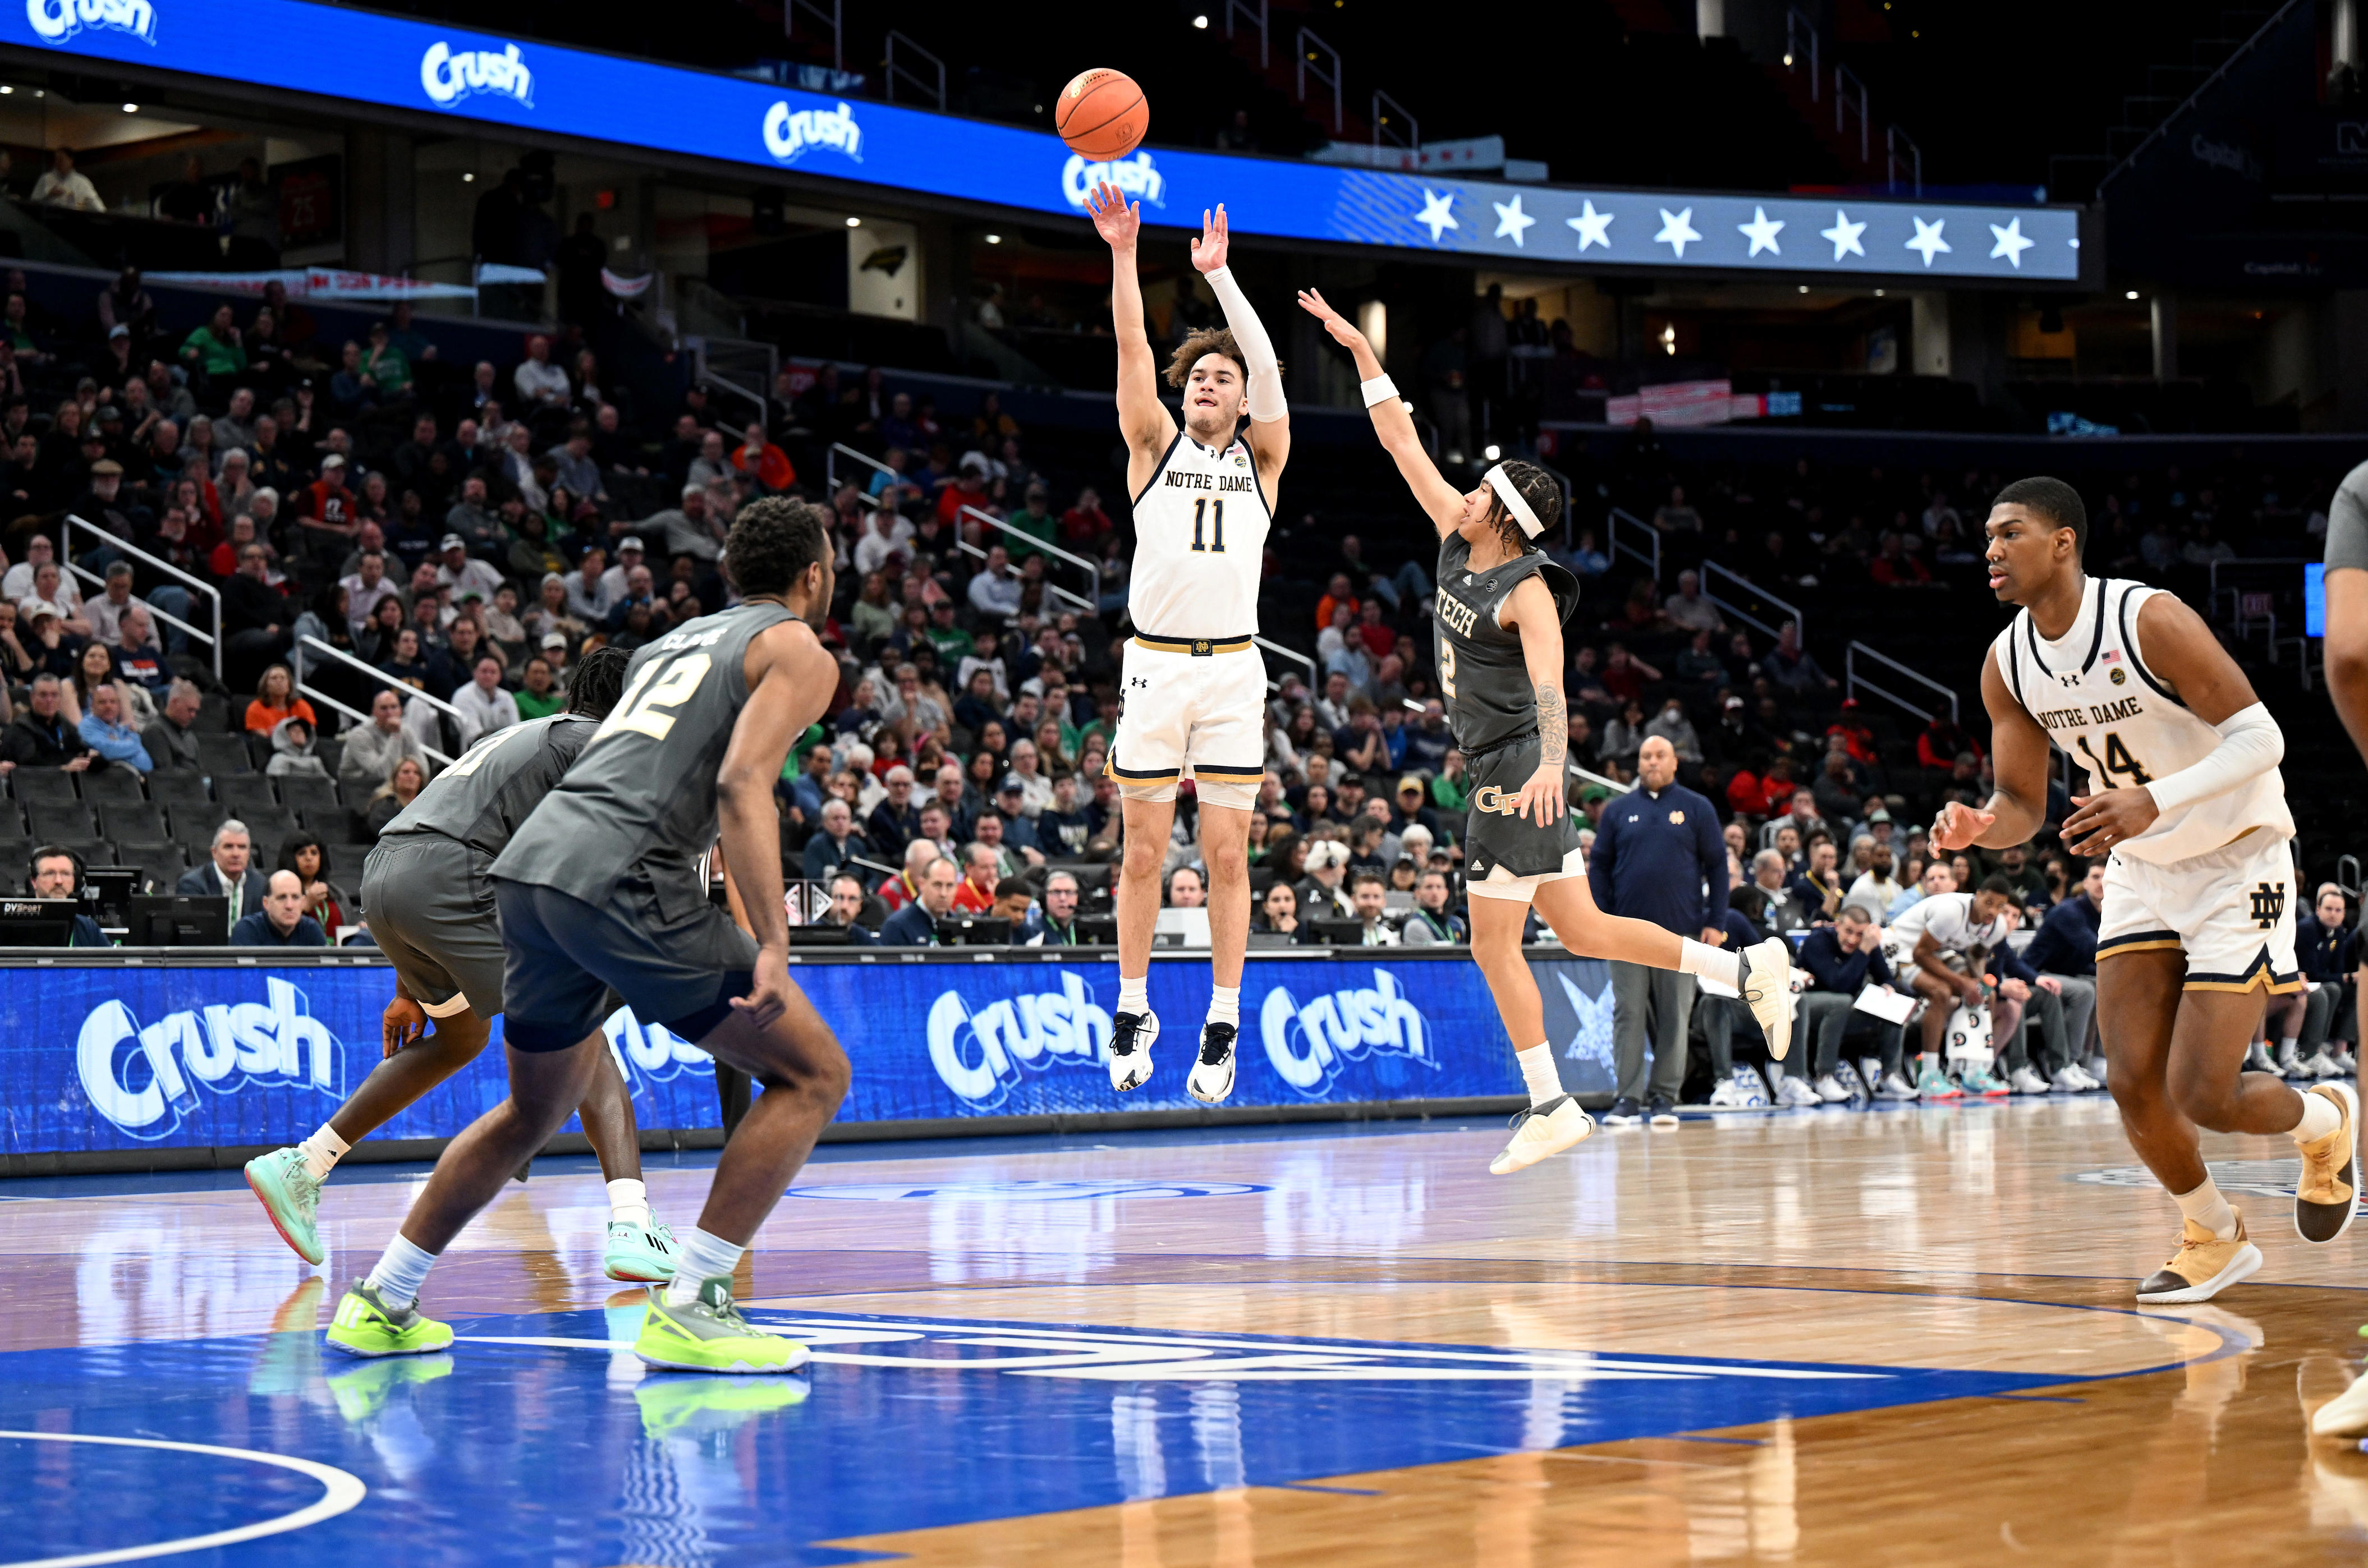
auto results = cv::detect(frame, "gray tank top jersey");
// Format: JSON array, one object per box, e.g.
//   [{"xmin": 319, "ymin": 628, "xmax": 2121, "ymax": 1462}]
[
  {"xmin": 1431, "ymin": 531, "xmax": 1580, "ymax": 753},
  {"xmin": 493, "ymin": 600, "xmax": 799, "ymax": 903},
  {"xmin": 378, "ymin": 714, "xmax": 597, "ymax": 861}
]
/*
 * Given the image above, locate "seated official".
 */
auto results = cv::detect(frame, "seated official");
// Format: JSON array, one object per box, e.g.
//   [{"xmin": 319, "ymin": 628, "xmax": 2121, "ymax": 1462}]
[
  {"xmin": 1254, "ymin": 880, "xmax": 1315, "ymax": 945},
  {"xmin": 230, "ymin": 869, "xmax": 329, "ymax": 947},
  {"xmin": 990, "ymin": 876, "xmax": 1035, "ymax": 934},
  {"xmin": 1023, "ymin": 869, "xmax": 1087, "ymax": 946},
  {"xmin": 1348, "ymin": 871, "xmax": 1401, "ymax": 946},
  {"xmin": 812, "ymin": 872, "xmax": 876, "ymax": 945},
  {"xmin": 1397, "ymin": 870, "xmax": 1465, "ymax": 945},
  {"xmin": 880, "ymin": 855, "xmax": 961, "ymax": 946},
  {"xmin": 177, "ymin": 820, "xmax": 270, "ymax": 925},
  {"xmin": 26, "ymin": 846, "xmax": 108, "ymax": 946}
]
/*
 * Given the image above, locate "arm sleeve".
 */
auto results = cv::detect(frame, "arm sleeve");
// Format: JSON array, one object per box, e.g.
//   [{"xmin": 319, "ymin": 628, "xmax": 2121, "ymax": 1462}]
[
  {"xmin": 1201, "ymin": 266, "xmax": 1286, "ymax": 424},
  {"xmin": 2143, "ymin": 701, "xmax": 2283, "ymax": 815}
]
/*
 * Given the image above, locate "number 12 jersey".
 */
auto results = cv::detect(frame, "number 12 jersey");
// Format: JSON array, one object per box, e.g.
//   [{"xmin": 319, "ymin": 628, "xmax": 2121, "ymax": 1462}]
[{"xmin": 1991, "ymin": 576, "xmax": 2290, "ymax": 864}]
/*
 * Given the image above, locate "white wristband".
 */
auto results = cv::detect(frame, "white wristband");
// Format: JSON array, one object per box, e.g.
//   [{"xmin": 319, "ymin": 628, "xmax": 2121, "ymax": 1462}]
[{"xmin": 1360, "ymin": 375, "xmax": 1399, "ymax": 408}]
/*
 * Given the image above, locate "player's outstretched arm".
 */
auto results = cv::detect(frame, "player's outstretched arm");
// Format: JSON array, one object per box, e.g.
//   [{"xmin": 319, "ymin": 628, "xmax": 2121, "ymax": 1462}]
[
  {"xmin": 1503, "ymin": 575, "xmax": 1568, "ymax": 829},
  {"xmin": 1190, "ymin": 203, "xmax": 1289, "ymax": 482},
  {"xmin": 1934, "ymin": 646, "xmax": 2049, "ymax": 852},
  {"xmin": 1297, "ymin": 288, "xmax": 1461, "ymax": 539},
  {"xmin": 719, "ymin": 622, "xmax": 838, "ymax": 1026},
  {"xmin": 1086, "ymin": 181, "xmax": 1173, "ymax": 468}
]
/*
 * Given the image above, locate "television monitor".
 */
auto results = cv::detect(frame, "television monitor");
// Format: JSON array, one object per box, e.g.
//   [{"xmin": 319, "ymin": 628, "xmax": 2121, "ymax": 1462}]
[
  {"xmin": 0, "ymin": 897, "xmax": 79, "ymax": 946},
  {"xmin": 81, "ymin": 868, "xmax": 140, "ymax": 928},
  {"xmin": 129, "ymin": 894, "xmax": 230, "ymax": 946},
  {"xmin": 787, "ymin": 923, "xmax": 851, "ymax": 947},
  {"xmin": 1310, "ymin": 919, "xmax": 1370, "ymax": 947},
  {"xmin": 935, "ymin": 916, "xmax": 1013, "ymax": 947},
  {"xmin": 1073, "ymin": 915, "xmax": 1118, "ymax": 945}
]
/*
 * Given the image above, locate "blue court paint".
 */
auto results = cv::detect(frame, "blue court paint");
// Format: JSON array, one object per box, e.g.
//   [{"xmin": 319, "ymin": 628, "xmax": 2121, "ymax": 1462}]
[{"xmin": 2, "ymin": 1307, "xmax": 2106, "ymax": 1567}]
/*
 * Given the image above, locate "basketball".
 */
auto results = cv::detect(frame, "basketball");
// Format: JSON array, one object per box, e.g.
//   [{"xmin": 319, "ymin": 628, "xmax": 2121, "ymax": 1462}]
[{"xmin": 1056, "ymin": 68, "xmax": 1148, "ymax": 161}]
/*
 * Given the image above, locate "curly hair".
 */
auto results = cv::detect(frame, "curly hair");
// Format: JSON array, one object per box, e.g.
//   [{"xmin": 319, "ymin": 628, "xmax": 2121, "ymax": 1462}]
[
  {"xmin": 1163, "ymin": 327, "xmax": 1283, "ymax": 390},
  {"xmin": 566, "ymin": 643, "xmax": 632, "ymax": 721},
  {"xmin": 723, "ymin": 496, "xmax": 830, "ymax": 598},
  {"xmin": 1484, "ymin": 459, "xmax": 1563, "ymax": 551}
]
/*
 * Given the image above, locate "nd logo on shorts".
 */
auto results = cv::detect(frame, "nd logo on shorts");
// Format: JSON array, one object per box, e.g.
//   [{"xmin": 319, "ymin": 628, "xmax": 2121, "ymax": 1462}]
[{"xmin": 1472, "ymin": 785, "xmax": 1520, "ymax": 816}]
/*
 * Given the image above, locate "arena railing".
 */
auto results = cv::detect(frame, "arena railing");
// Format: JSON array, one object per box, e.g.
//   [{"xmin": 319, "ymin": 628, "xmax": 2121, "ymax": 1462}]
[
  {"xmin": 1845, "ymin": 640, "xmax": 1958, "ymax": 724},
  {"xmin": 1605, "ymin": 507, "xmax": 1660, "ymax": 580},
  {"xmin": 292, "ymin": 634, "xmax": 462, "ymax": 767},
  {"xmin": 62, "ymin": 514, "xmax": 222, "ymax": 680},
  {"xmin": 1254, "ymin": 636, "xmax": 1316, "ymax": 697},
  {"xmin": 686, "ymin": 333, "xmax": 777, "ymax": 429},
  {"xmin": 1700, "ymin": 560, "xmax": 1803, "ymax": 647}
]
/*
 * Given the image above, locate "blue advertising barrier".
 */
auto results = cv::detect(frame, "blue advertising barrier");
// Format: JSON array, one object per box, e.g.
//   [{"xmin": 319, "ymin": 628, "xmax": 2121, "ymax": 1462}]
[
  {"xmin": 0, "ymin": 949, "xmax": 1621, "ymax": 1158},
  {"xmin": 0, "ymin": 0, "xmax": 2080, "ymax": 280}
]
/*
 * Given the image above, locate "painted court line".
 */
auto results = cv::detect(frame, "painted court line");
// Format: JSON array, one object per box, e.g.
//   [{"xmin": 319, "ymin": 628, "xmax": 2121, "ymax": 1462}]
[{"xmin": 0, "ymin": 1430, "xmax": 366, "ymax": 1568}]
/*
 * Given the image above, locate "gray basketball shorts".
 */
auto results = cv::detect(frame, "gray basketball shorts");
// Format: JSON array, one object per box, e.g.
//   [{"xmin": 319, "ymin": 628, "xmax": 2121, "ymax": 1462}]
[
  {"xmin": 493, "ymin": 872, "xmax": 759, "ymax": 1052},
  {"xmin": 1460, "ymin": 734, "xmax": 1584, "ymax": 882},
  {"xmin": 360, "ymin": 833, "xmax": 506, "ymax": 1018}
]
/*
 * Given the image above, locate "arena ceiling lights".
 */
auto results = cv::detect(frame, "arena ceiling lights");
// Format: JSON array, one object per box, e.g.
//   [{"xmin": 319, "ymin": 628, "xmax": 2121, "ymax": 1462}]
[{"xmin": 2, "ymin": 0, "xmax": 2081, "ymax": 284}]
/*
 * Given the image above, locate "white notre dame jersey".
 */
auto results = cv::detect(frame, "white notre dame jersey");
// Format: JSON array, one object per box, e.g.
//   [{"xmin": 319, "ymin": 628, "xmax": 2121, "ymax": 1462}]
[
  {"xmin": 1127, "ymin": 432, "xmax": 1271, "ymax": 639},
  {"xmin": 1991, "ymin": 576, "xmax": 2292, "ymax": 865}
]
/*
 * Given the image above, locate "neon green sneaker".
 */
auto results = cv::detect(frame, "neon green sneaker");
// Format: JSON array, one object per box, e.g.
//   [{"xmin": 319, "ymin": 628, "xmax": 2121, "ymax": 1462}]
[
  {"xmin": 326, "ymin": 1353, "xmax": 453, "ymax": 1422},
  {"xmin": 634, "ymin": 1279, "xmax": 810, "ymax": 1374},
  {"xmin": 603, "ymin": 1218, "xmax": 681, "ymax": 1283},
  {"xmin": 635, "ymin": 1373, "xmax": 809, "ymax": 1440},
  {"xmin": 245, "ymin": 1147, "xmax": 325, "ymax": 1265},
  {"xmin": 325, "ymin": 1281, "xmax": 455, "ymax": 1358}
]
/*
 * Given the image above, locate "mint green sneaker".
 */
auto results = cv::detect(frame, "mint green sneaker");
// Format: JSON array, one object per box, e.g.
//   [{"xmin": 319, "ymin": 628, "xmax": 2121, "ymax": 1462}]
[
  {"xmin": 1917, "ymin": 1063, "xmax": 1963, "ymax": 1101},
  {"xmin": 635, "ymin": 1279, "xmax": 809, "ymax": 1373},
  {"xmin": 603, "ymin": 1218, "xmax": 681, "ymax": 1283},
  {"xmin": 245, "ymin": 1147, "xmax": 325, "ymax": 1265},
  {"xmin": 325, "ymin": 1281, "xmax": 455, "ymax": 1358},
  {"xmin": 1961, "ymin": 1065, "xmax": 2009, "ymax": 1098}
]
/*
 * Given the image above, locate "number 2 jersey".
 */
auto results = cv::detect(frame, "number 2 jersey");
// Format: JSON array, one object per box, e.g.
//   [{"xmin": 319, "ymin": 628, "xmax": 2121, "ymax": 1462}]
[
  {"xmin": 1127, "ymin": 431, "xmax": 1271, "ymax": 639},
  {"xmin": 1433, "ymin": 531, "xmax": 1580, "ymax": 753},
  {"xmin": 493, "ymin": 599, "xmax": 800, "ymax": 904},
  {"xmin": 1991, "ymin": 575, "xmax": 2290, "ymax": 864}
]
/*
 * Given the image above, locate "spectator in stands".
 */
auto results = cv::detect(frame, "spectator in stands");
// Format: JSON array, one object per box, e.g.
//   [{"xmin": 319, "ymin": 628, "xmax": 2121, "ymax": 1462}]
[
  {"xmin": 364, "ymin": 756, "xmax": 428, "ymax": 838},
  {"xmin": 1887, "ymin": 858, "xmax": 1954, "ymax": 922},
  {"xmin": 1786, "ymin": 904, "xmax": 1902, "ymax": 1105},
  {"xmin": 818, "ymin": 873, "xmax": 876, "ymax": 946},
  {"xmin": 1643, "ymin": 697, "xmax": 1703, "ymax": 766},
  {"xmin": 245, "ymin": 663, "xmax": 317, "ymax": 736},
  {"xmin": 968, "ymin": 544, "xmax": 1022, "ymax": 621},
  {"xmin": 879, "ymin": 854, "xmax": 960, "ymax": 945},
  {"xmin": 178, "ymin": 820, "xmax": 269, "ymax": 924},
  {"xmin": 453, "ymin": 654, "xmax": 518, "ymax": 743},
  {"xmin": 1255, "ymin": 880, "xmax": 1312, "ymax": 944},
  {"xmin": 180, "ymin": 304, "xmax": 246, "ymax": 394},
  {"xmin": 513, "ymin": 656, "xmax": 563, "ymax": 720},
  {"xmin": 513, "ymin": 334, "xmax": 571, "ymax": 410},
  {"xmin": 1397, "ymin": 868, "xmax": 1465, "ymax": 945},
  {"xmin": 866, "ymin": 765, "xmax": 923, "ymax": 859},
  {"xmin": 2025, "ymin": 861, "xmax": 2104, "ymax": 1087},
  {"xmin": 142, "ymin": 679, "xmax": 202, "ymax": 773},
  {"xmin": 77, "ymin": 682, "xmax": 149, "ymax": 772},
  {"xmin": 802, "ymin": 798, "xmax": 867, "ymax": 884},
  {"xmin": 30, "ymin": 147, "xmax": 102, "ymax": 211},
  {"xmin": 267, "ymin": 715, "xmax": 328, "ymax": 779},
  {"xmin": 340, "ymin": 688, "xmax": 426, "ymax": 794},
  {"xmin": 1023, "ymin": 869, "xmax": 1086, "ymax": 946},
  {"xmin": 230, "ymin": 868, "xmax": 328, "ymax": 948},
  {"xmin": 276, "ymin": 836, "xmax": 348, "ymax": 932},
  {"xmin": 644, "ymin": 485, "xmax": 725, "ymax": 563},
  {"xmin": 222, "ymin": 544, "xmax": 294, "ymax": 682},
  {"xmin": 1, "ymin": 674, "xmax": 92, "ymax": 772},
  {"xmin": 1845, "ymin": 841, "xmax": 1903, "ymax": 914},
  {"xmin": 1062, "ymin": 486, "xmax": 1113, "ymax": 552},
  {"xmin": 1297, "ymin": 838, "xmax": 1355, "ymax": 922}
]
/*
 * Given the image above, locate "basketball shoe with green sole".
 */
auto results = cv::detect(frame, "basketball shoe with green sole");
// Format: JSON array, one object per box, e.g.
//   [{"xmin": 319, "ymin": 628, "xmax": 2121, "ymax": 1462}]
[
  {"xmin": 634, "ymin": 1277, "xmax": 811, "ymax": 1373},
  {"xmin": 324, "ymin": 1281, "xmax": 455, "ymax": 1358}
]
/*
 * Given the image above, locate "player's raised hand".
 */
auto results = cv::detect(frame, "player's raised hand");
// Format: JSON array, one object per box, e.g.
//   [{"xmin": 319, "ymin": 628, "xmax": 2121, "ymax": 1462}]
[
  {"xmin": 1086, "ymin": 181, "xmax": 1138, "ymax": 249},
  {"xmin": 1929, "ymin": 798, "xmax": 1994, "ymax": 852},
  {"xmin": 1513, "ymin": 762, "xmax": 1566, "ymax": 828},
  {"xmin": 1190, "ymin": 202, "xmax": 1230, "ymax": 273},
  {"xmin": 1296, "ymin": 288, "xmax": 1365, "ymax": 350}
]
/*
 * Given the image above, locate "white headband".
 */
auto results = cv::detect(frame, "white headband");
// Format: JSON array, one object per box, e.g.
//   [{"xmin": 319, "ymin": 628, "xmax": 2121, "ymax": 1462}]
[{"xmin": 1484, "ymin": 463, "xmax": 1545, "ymax": 539}]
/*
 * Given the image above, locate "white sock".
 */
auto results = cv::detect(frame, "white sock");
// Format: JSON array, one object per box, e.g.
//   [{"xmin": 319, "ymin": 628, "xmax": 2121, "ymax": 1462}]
[
  {"xmin": 664, "ymin": 1226, "xmax": 746, "ymax": 1306},
  {"xmin": 1515, "ymin": 1043, "xmax": 1563, "ymax": 1107},
  {"xmin": 299, "ymin": 1124, "xmax": 350, "ymax": 1181},
  {"xmin": 1118, "ymin": 976, "xmax": 1150, "ymax": 1018},
  {"xmin": 1678, "ymin": 937, "xmax": 1742, "ymax": 990},
  {"xmin": 2282, "ymin": 1036, "xmax": 2302, "ymax": 1057},
  {"xmin": 364, "ymin": 1234, "xmax": 439, "ymax": 1311},
  {"xmin": 2172, "ymin": 1177, "xmax": 2239, "ymax": 1240},
  {"xmin": 2293, "ymin": 1088, "xmax": 2343, "ymax": 1146},
  {"xmin": 1207, "ymin": 985, "xmax": 1240, "ymax": 1029},
  {"xmin": 607, "ymin": 1178, "xmax": 651, "ymax": 1229}
]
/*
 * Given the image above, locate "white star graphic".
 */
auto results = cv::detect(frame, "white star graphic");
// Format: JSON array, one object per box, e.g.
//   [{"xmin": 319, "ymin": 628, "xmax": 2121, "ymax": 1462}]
[
  {"xmin": 1737, "ymin": 205, "xmax": 1784, "ymax": 257},
  {"xmin": 1905, "ymin": 215, "xmax": 1951, "ymax": 267},
  {"xmin": 1492, "ymin": 194, "xmax": 1536, "ymax": 247},
  {"xmin": 1415, "ymin": 187, "xmax": 1458, "ymax": 243},
  {"xmin": 1820, "ymin": 208, "xmax": 1866, "ymax": 261},
  {"xmin": 1988, "ymin": 216, "xmax": 2034, "ymax": 269},
  {"xmin": 1566, "ymin": 199, "xmax": 1614, "ymax": 251},
  {"xmin": 1654, "ymin": 206, "xmax": 1701, "ymax": 259}
]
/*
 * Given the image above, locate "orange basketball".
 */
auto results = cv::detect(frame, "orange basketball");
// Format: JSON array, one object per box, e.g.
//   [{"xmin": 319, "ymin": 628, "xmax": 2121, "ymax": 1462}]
[{"xmin": 1057, "ymin": 68, "xmax": 1149, "ymax": 162}]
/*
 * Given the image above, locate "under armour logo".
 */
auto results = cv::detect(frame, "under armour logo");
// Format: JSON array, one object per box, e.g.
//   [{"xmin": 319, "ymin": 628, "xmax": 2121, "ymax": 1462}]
[
  {"xmin": 2250, "ymin": 881, "xmax": 2286, "ymax": 930},
  {"xmin": 1128, "ymin": 676, "xmax": 1149, "ymax": 690}
]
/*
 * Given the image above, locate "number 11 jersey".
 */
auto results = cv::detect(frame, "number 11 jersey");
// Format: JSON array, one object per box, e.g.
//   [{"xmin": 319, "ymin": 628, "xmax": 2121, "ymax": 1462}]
[
  {"xmin": 1991, "ymin": 575, "xmax": 2290, "ymax": 864},
  {"xmin": 1127, "ymin": 433, "xmax": 1270, "ymax": 638}
]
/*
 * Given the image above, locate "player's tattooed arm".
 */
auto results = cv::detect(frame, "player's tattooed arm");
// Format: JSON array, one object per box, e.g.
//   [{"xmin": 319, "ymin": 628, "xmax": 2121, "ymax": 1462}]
[{"xmin": 1536, "ymin": 680, "xmax": 1567, "ymax": 770}]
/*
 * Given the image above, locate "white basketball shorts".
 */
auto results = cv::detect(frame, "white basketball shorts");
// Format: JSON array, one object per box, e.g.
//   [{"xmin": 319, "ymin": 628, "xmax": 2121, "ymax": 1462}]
[
  {"xmin": 1107, "ymin": 637, "xmax": 1266, "ymax": 810},
  {"xmin": 2095, "ymin": 825, "xmax": 2301, "ymax": 994}
]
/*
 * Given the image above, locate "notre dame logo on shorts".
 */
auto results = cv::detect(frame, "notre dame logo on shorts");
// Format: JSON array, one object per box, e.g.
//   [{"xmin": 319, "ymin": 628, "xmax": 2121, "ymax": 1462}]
[
  {"xmin": 1471, "ymin": 785, "xmax": 1521, "ymax": 816},
  {"xmin": 2249, "ymin": 881, "xmax": 2286, "ymax": 930}
]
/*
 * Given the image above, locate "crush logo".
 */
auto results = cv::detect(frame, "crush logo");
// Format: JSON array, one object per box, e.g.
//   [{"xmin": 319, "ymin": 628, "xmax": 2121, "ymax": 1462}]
[
  {"xmin": 927, "ymin": 973, "xmax": 1112, "ymax": 1106},
  {"xmin": 420, "ymin": 40, "xmax": 534, "ymax": 109},
  {"xmin": 77, "ymin": 980, "xmax": 339, "ymax": 1139},
  {"xmin": 1260, "ymin": 968, "xmax": 1431, "ymax": 1095},
  {"xmin": 763, "ymin": 100, "xmax": 863, "ymax": 165},
  {"xmin": 602, "ymin": 1006, "xmax": 708, "ymax": 1086},
  {"xmin": 1062, "ymin": 150, "xmax": 1164, "ymax": 210},
  {"xmin": 26, "ymin": 0, "xmax": 157, "ymax": 46}
]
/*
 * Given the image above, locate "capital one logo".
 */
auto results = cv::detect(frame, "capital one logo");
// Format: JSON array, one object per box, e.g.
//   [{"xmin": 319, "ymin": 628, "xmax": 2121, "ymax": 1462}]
[
  {"xmin": 26, "ymin": 0, "xmax": 157, "ymax": 46},
  {"xmin": 1260, "ymin": 968, "xmax": 1432, "ymax": 1096},
  {"xmin": 77, "ymin": 980, "xmax": 339, "ymax": 1139},
  {"xmin": 928, "ymin": 972, "xmax": 1112, "ymax": 1107},
  {"xmin": 420, "ymin": 40, "xmax": 534, "ymax": 110},
  {"xmin": 1062, "ymin": 151, "xmax": 1164, "ymax": 210},
  {"xmin": 763, "ymin": 99, "xmax": 863, "ymax": 165}
]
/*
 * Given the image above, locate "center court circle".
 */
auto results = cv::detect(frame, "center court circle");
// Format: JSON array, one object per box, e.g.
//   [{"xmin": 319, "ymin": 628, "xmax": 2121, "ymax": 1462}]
[
  {"xmin": 785, "ymin": 1179, "xmax": 1272, "ymax": 1202},
  {"xmin": 0, "ymin": 1429, "xmax": 366, "ymax": 1568}
]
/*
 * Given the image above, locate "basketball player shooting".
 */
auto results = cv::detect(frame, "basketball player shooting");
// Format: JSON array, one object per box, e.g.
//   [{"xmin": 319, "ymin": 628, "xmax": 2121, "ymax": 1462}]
[
  {"xmin": 1085, "ymin": 181, "xmax": 1288, "ymax": 1104},
  {"xmin": 1297, "ymin": 288, "xmax": 1795, "ymax": 1175},
  {"xmin": 1936, "ymin": 476, "xmax": 2356, "ymax": 1305}
]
